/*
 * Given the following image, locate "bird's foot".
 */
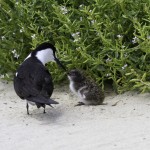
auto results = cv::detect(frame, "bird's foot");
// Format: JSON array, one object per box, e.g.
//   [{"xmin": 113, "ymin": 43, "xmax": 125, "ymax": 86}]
[
  {"xmin": 101, "ymin": 102, "xmax": 108, "ymax": 105},
  {"xmin": 27, "ymin": 112, "xmax": 33, "ymax": 115},
  {"xmin": 26, "ymin": 103, "xmax": 30, "ymax": 115},
  {"xmin": 43, "ymin": 107, "xmax": 46, "ymax": 113},
  {"xmin": 74, "ymin": 102, "xmax": 85, "ymax": 107}
]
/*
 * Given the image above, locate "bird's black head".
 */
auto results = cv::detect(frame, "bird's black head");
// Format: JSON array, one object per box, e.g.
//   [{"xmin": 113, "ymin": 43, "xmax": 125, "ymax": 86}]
[
  {"xmin": 67, "ymin": 69, "xmax": 85, "ymax": 82},
  {"xmin": 31, "ymin": 42, "xmax": 66, "ymax": 71},
  {"xmin": 32, "ymin": 42, "xmax": 56, "ymax": 58},
  {"xmin": 34, "ymin": 42, "xmax": 56, "ymax": 53}
]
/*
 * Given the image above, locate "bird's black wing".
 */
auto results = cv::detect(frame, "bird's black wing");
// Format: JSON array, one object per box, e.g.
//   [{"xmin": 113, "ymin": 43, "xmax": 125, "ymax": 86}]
[{"xmin": 14, "ymin": 58, "xmax": 56, "ymax": 104}]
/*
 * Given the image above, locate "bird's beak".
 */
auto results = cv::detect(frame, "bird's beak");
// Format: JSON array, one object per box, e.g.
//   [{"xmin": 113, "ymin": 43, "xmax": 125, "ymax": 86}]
[
  {"xmin": 67, "ymin": 71, "xmax": 71, "ymax": 75},
  {"xmin": 54, "ymin": 57, "xmax": 67, "ymax": 71}
]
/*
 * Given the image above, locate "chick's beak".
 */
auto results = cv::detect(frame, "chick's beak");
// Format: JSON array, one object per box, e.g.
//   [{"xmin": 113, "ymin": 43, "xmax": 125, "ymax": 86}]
[
  {"xmin": 67, "ymin": 72, "xmax": 71, "ymax": 75},
  {"xmin": 54, "ymin": 57, "xmax": 67, "ymax": 71}
]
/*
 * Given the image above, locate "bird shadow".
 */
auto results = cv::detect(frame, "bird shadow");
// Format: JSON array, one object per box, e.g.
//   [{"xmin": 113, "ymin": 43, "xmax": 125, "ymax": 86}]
[{"xmin": 27, "ymin": 105, "xmax": 64, "ymax": 125}]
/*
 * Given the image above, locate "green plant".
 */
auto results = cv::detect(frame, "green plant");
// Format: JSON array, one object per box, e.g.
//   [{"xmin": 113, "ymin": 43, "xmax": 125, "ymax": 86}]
[{"xmin": 0, "ymin": 0, "xmax": 150, "ymax": 93}]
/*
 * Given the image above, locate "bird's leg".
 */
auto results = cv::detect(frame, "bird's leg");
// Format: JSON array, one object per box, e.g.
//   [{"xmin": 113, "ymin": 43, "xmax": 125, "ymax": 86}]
[
  {"xmin": 74, "ymin": 102, "xmax": 85, "ymax": 107},
  {"xmin": 26, "ymin": 102, "xmax": 29, "ymax": 115},
  {"xmin": 43, "ymin": 105, "xmax": 46, "ymax": 113}
]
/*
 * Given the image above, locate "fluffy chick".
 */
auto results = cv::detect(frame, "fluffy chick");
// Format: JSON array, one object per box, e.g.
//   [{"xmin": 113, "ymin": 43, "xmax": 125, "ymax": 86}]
[{"xmin": 67, "ymin": 69, "xmax": 105, "ymax": 106}]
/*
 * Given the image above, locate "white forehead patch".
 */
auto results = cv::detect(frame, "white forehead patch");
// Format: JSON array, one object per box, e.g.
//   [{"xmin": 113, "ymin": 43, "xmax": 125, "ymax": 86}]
[{"xmin": 36, "ymin": 48, "xmax": 55, "ymax": 65}]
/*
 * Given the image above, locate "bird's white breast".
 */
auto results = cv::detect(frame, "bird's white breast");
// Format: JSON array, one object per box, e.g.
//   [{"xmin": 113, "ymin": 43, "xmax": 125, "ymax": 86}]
[
  {"xmin": 78, "ymin": 86, "xmax": 87, "ymax": 98},
  {"xmin": 69, "ymin": 80, "xmax": 78, "ymax": 95}
]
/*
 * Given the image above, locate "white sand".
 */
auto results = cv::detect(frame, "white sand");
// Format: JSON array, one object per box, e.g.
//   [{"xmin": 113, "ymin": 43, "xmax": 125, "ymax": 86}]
[{"xmin": 0, "ymin": 80, "xmax": 150, "ymax": 150}]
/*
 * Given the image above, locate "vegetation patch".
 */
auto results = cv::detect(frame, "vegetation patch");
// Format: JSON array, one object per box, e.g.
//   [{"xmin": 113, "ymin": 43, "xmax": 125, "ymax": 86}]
[{"xmin": 0, "ymin": 0, "xmax": 150, "ymax": 93}]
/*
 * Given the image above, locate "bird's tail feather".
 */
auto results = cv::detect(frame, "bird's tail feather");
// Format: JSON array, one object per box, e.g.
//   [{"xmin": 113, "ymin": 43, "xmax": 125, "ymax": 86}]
[{"xmin": 27, "ymin": 95, "xmax": 59, "ymax": 105}]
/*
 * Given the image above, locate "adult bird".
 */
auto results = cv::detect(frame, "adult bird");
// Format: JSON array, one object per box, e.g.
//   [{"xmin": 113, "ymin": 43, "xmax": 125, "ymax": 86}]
[{"xmin": 14, "ymin": 42, "xmax": 66, "ymax": 114}]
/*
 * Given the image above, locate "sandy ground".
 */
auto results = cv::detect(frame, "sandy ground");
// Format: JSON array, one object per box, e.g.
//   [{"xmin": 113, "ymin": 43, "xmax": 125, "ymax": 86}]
[{"xmin": 0, "ymin": 80, "xmax": 150, "ymax": 150}]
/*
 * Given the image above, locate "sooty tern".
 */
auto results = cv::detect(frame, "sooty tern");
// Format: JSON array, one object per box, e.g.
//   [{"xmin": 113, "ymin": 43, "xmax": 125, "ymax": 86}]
[{"xmin": 14, "ymin": 42, "xmax": 66, "ymax": 114}]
